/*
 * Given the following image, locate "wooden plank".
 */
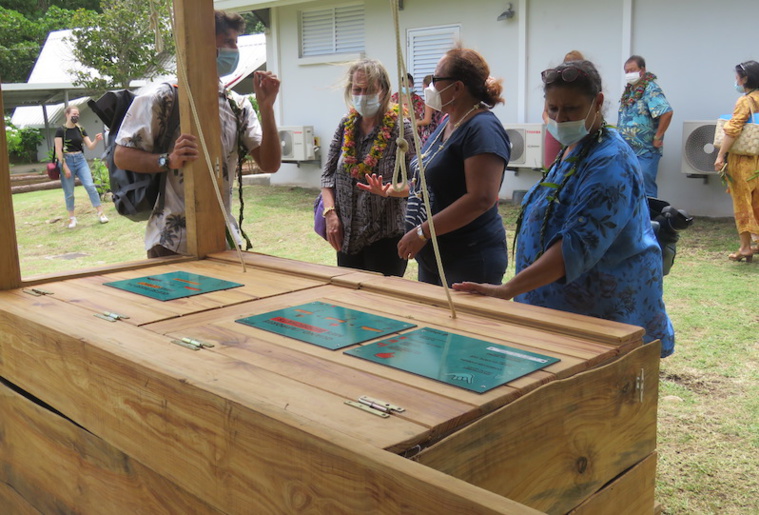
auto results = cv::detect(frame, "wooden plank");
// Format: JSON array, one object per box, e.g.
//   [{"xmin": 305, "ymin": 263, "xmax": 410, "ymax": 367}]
[
  {"xmin": 415, "ymin": 342, "xmax": 660, "ymax": 515},
  {"xmin": 0, "ymin": 482, "xmax": 40, "ymax": 515},
  {"xmin": 0, "ymin": 292, "xmax": 543, "ymax": 514},
  {"xmin": 0, "ymin": 84, "xmax": 21, "ymax": 291},
  {"xmin": 0, "ymin": 292, "xmax": 428, "ymax": 453},
  {"xmin": 0, "ymin": 379, "xmax": 222, "ymax": 514},
  {"xmin": 350, "ymin": 274, "xmax": 645, "ymax": 346},
  {"xmin": 173, "ymin": 0, "xmax": 226, "ymax": 257},
  {"xmin": 20, "ymin": 254, "xmax": 193, "ymax": 288},
  {"xmin": 568, "ymin": 452, "xmax": 657, "ymax": 515},
  {"xmin": 209, "ymin": 251, "xmax": 359, "ymax": 282}
]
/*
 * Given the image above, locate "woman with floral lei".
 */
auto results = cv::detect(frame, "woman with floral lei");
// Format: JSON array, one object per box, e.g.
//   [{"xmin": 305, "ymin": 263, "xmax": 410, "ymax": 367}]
[
  {"xmin": 454, "ymin": 60, "xmax": 675, "ymax": 359},
  {"xmin": 320, "ymin": 59, "xmax": 413, "ymax": 276}
]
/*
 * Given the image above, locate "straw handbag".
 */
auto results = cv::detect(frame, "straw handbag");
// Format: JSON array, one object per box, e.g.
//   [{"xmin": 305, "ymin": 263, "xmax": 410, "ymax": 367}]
[{"xmin": 713, "ymin": 96, "xmax": 759, "ymax": 156}]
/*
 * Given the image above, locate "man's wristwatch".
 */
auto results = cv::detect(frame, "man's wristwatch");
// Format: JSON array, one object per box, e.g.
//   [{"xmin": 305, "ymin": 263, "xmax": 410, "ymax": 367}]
[
  {"xmin": 416, "ymin": 225, "xmax": 428, "ymax": 242},
  {"xmin": 158, "ymin": 153, "xmax": 170, "ymax": 171}
]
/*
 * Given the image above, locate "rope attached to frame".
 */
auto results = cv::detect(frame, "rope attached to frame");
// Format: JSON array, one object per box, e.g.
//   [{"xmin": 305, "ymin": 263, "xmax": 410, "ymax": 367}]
[{"xmin": 390, "ymin": 0, "xmax": 456, "ymax": 318}]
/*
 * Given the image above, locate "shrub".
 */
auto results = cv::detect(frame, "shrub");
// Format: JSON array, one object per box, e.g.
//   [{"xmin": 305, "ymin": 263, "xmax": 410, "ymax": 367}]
[{"xmin": 4, "ymin": 116, "xmax": 43, "ymax": 162}]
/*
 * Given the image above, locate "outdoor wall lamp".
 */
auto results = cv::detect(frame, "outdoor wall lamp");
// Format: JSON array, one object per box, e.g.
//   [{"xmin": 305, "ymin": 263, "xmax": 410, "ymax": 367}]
[{"xmin": 497, "ymin": 3, "xmax": 515, "ymax": 20}]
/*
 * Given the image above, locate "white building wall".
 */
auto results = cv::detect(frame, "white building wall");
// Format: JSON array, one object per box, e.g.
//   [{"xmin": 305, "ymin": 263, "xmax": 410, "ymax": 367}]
[{"xmin": 254, "ymin": 0, "xmax": 757, "ymax": 216}]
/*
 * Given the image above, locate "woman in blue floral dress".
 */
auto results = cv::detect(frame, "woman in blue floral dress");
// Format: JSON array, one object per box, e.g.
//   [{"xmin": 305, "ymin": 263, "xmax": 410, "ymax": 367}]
[{"xmin": 454, "ymin": 60, "xmax": 675, "ymax": 358}]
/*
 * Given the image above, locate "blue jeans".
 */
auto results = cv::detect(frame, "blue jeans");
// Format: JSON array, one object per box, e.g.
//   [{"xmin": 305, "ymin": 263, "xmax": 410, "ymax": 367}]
[
  {"xmin": 417, "ymin": 239, "xmax": 508, "ymax": 287},
  {"xmin": 637, "ymin": 152, "xmax": 662, "ymax": 198},
  {"xmin": 61, "ymin": 153, "xmax": 101, "ymax": 212}
]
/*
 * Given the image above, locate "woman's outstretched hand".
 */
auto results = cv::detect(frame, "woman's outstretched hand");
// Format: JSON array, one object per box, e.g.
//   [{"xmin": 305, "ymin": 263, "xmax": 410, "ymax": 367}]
[
  {"xmin": 452, "ymin": 281, "xmax": 513, "ymax": 300},
  {"xmin": 357, "ymin": 173, "xmax": 392, "ymax": 197}
]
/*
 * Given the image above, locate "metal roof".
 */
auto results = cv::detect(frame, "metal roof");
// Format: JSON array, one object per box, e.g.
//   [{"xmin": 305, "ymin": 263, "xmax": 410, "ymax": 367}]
[{"xmin": 6, "ymin": 31, "xmax": 267, "ymax": 129}]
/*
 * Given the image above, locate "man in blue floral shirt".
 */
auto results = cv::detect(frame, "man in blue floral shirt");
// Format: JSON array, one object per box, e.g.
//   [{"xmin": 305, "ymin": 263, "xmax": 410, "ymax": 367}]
[{"xmin": 618, "ymin": 55, "xmax": 673, "ymax": 198}]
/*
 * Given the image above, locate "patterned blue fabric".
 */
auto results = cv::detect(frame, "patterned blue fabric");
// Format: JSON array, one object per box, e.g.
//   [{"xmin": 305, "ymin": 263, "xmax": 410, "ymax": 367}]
[
  {"xmin": 514, "ymin": 129, "xmax": 675, "ymax": 357},
  {"xmin": 618, "ymin": 80, "xmax": 672, "ymax": 156}
]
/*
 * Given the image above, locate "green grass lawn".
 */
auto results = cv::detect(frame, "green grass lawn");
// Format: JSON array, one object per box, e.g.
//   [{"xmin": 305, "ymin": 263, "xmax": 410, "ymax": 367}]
[{"xmin": 10, "ymin": 183, "xmax": 759, "ymax": 514}]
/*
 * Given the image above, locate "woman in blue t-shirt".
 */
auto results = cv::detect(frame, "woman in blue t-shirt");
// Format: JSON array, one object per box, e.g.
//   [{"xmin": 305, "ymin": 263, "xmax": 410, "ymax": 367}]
[
  {"xmin": 54, "ymin": 106, "xmax": 107, "ymax": 228},
  {"xmin": 360, "ymin": 47, "xmax": 511, "ymax": 286},
  {"xmin": 453, "ymin": 60, "xmax": 675, "ymax": 358}
]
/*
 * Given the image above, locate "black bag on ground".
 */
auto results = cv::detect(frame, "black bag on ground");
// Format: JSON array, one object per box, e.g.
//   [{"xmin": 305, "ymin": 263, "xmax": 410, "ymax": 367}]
[
  {"xmin": 648, "ymin": 197, "xmax": 693, "ymax": 276},
  {"xmin": 87, "ymin": 84, "xmax": 179, "ymax": 221}
]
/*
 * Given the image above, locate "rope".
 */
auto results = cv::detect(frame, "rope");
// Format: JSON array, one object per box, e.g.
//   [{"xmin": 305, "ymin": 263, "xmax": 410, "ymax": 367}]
[
  {"xmin": 169, "ymin": 7, "xmax": 247, "ymax": 272},
  {"xmin": 390, "ymin": 0, "xmax": 456, "ymax": 319}
]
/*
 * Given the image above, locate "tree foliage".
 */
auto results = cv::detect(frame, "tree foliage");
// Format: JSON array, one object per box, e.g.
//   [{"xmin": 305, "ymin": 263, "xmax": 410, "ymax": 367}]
[
  {"xmin": 0, "ymin": 5, "xmax": 95, "ymax": 83},
  {"xmin": 68, "ymin": 0, "xmax": 174, "ymax": 91}
]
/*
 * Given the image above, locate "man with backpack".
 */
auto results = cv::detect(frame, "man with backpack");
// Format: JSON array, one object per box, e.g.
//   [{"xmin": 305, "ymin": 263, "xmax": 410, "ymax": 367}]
[{"xmin": 113, "ymin": 10, "xmax": 281, "ymax": 258}]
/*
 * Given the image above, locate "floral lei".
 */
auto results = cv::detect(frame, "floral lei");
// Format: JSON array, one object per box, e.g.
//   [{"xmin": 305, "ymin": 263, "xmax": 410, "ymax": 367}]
[
  {"xmin": 620, "ymin": 71, "xmax": 657, "ymax": 107},
  {"xmin": 342, "ymin": 105, "xmax": 399, "ymax": 179}
]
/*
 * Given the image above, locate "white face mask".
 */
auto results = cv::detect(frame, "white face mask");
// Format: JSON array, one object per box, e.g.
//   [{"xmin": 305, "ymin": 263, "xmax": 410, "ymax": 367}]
[
  {"xmin": 424, "ymin": 82, "xmax": 455, "ymax": 112},
  {"xmin": 546, "ymin": 103, "xmax": 597, "ymax": 147},
  {"xmin": 352, "ymin": 93, "xmax": 382, "ymax": 118},
  {"xmin": 624, "ymin": 71, "xmax": 641, "ymax": 85}
]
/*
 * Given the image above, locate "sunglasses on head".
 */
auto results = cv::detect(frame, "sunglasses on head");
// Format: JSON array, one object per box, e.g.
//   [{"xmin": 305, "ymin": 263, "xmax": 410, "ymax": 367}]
[
  {"xmin": 541, "ymin": 65, "xmax": 588, "ymax": 85},
  {"xmin": 738, "ymin": 63, "xmax": 748, "ymax": 75}
]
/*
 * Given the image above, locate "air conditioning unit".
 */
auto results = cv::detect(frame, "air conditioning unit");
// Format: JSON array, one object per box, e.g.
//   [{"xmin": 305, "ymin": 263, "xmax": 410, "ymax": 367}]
[
  {"xmin": 681, "ymin": 120, "xmax": 719, "ymax": 175},
  {"xmin": 279, "ymin": 125, "xmax": 316, "ymax": 162},
  {"xmin": 504, "ymin": 123, "xmax": 544, "ymax": 169}
]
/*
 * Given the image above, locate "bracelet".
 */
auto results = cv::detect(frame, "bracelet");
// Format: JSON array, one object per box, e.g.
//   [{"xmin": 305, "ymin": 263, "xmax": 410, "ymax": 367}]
[
  {"xmin": 322, "ymin": 206, "xmax": 336, "ymax": 218},
  {"xmin": 416, "ymin": 225, "xmax": 428, "ymax": 242},
  {"xmin": 653, "ymin": 135, "xmax": 663, "ymax": 141}
]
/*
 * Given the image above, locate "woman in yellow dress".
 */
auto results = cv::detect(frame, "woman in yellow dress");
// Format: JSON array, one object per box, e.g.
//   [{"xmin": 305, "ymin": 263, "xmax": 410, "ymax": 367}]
[{"xmin": 714, "ymin": 60, "xmax": 759, "ymax": 262}]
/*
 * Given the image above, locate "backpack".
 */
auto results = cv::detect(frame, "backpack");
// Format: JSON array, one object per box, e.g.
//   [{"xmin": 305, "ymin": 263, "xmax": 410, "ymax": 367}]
[{"xmin": 88, "ymin": 84, "xmax": 179, "ymax": 221}]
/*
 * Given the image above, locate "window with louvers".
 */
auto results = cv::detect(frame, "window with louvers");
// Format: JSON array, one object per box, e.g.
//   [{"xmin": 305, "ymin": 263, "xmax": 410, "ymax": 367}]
[{"xmin": 300, "ymin": 4, "xmax": 365, "ymax": 57}]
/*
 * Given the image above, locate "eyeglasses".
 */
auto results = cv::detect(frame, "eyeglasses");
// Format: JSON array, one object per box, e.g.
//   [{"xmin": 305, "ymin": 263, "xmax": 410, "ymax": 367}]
[
  {"xmin": 431, "ymin": 76, "xmax": 457, "ymax": 84},
  {"xmin": 541, "ymin": 66, "xmax": 588, "ymax": 84}
]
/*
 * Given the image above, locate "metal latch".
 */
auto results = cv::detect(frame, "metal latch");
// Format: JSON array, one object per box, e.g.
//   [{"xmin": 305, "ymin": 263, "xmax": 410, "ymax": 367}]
[
  {"xmin": 635, "ymin": 368, "xmax": 645, "ymax": 403},
  {"xmin": 345, "ymin": 396, "xmax": 405, "ymax": 418},
  {"xmin": 23, "ymin": 288, "xmax": 54, "ymax": 296},
  {"xmin": 94, "ymin": 311, "xmax": 130, "ymax": 322}
]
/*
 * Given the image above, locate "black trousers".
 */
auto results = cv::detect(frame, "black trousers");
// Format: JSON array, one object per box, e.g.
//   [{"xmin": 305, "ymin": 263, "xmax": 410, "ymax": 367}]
[{"xmin": 337, "ymin": 236, "xmax": 407, "ymax": 277}]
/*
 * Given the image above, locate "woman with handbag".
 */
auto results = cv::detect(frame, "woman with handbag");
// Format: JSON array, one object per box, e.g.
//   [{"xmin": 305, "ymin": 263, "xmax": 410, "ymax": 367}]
[
  {"xmin": 54, "ymin": 106, "xmax": 107, "ymax": 229},
  {"xmin": 320, "ymin": 59, "xmax": 413, "ymax": 276},
  {"xmin": 453, "ymin": 59, "xmax": 675, "ymax": 358},
  {"xmin": 714, "ymin": 60, "xmax": 759, "ymax": 262}
]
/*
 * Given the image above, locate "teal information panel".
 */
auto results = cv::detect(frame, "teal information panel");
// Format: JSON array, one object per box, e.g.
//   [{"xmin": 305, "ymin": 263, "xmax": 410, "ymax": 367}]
[
  {"xmin": 235, "ymin": 301, "xmax": 416, "ymax": 350},
  {"xmin": 345, "ymin": 327, "xmax": 560, "ymax": 393},
  {"xmin": 104, "ymin": 271, "xmax": 243, "ymax": 301}
]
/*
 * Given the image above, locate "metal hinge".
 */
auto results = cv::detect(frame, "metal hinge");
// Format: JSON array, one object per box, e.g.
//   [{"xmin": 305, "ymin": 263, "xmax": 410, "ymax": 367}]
[
  {"xmin": 170, "ymin": 337, "xmax": 215, "ymax": 351},
  {"xmin": 94, "ymin": 311, "xmax": 130, "ymax": 322},
  {"xmin": 345, "ymin": 396, "xmax": 405, "ymax": 418},
  {"xmin": 23, "ymin": 288, "xmax": 54, "ymax": 297}
]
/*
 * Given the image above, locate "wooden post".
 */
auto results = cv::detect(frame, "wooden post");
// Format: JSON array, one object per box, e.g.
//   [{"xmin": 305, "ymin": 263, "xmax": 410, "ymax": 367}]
[
  {"xmin": 0, "ymin": 84, "xmax": 22, "ymax": 291},
  {"xmin": 172, "ymin": 0, "xmax": 226, "ymax": 257}
]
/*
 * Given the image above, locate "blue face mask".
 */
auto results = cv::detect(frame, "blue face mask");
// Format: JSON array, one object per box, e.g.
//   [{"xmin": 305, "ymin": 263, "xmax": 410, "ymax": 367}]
[
  {"xmin": 400, "ymin": 87, "xmax": 413, "ymax": 95},
  {"xmin": 216, "ymin": 48, "xmax": 240, "ymax": 77},
  {"xmin": 352, "ymin": 94, "xmax": 382, "ymax": 118},
  {"xmin": 546, "ymin": 104, "xmax": 596, "ymax": 147},
  {"xmin": 735, "ymin": 81, "xmax": 746, "ymax": 94}
]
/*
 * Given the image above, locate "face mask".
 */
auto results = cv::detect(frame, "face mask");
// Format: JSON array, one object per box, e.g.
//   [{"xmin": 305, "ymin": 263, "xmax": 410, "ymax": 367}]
[
  {"xmin": 216, "ymin": 48, "xmax": 240, "ymax": 77},
  {"xmin": 400, "ymin": 87, "xmax": 413, "ymax": 95},
  {"xmin": 546, "ymin": 104, "xmax": 597, "ymax": 147},
  {"xmin": 424, "ymin": 82, "xmax": 455, "ymax": 112},
  {"xmin": 624, "ymin": 72, "xmax": 641, "ymax": 85},
  {"xmin": 735, "ymin": 81, "xmax": 746, "ymax": 94},
  {"xmin": 352, "ymin": 94, "xmax": 382, "ymax": 118},
  {"xmin": 70, "ymin": 115, "xmax": 79, "ymax": 124}
]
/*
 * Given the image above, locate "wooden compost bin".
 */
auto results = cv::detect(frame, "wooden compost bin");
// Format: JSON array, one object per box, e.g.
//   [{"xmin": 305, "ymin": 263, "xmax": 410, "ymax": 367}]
[{"xmin": 0, "ymin": 251, "xmax": 659, "ymax": 514}]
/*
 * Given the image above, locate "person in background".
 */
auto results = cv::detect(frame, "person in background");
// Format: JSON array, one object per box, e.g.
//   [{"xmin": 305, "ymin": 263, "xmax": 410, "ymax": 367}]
[
  {"xmin": 391, "ymin": 73, "xmax": 425, "ymax": 134},
  {"xmin": 416, "ymin": 74, "xmax": 445, "ymax": 145},
  {"xmin": 320, "ymin": 59, "xmax": 413, "ymax": 276},
  {"xmin": 115, "ymin": 10, "xmax": 281, "ymax": 258},
  {"xmin": 617, "ymin": 55, "xmax": 673, "ymax": 198},
  {"xmin": 713, "ymin": 60, "xmax": 759, "ymax": 262},
  {"xmin": 360, "ymin": 47, "xmax": 510, "ymax": 287},
  {"xmin": 454, "ymin": 59, "xmax": 675, "ymax": 358},
  {"xmin": 54, "ymin": 106, "xmax": 107, "ymax": 229},
  {"xmin": 543, "ymin": 50, "xmax": 585, "ymax": 167}
]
